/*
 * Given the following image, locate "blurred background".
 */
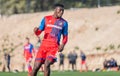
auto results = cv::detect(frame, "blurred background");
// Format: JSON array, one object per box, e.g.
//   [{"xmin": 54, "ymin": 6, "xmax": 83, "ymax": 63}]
[
  {"xmin": 0, "ymin": 0, "xmax": 120, "ymax": 72},
  {"xmin": 0, "ymin": 0, "xmax": 120, "ymax": 15}
]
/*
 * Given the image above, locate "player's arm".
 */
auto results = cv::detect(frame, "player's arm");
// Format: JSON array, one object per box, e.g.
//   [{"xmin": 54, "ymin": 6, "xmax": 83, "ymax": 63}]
[
  {"xmin": 34, "ymin": 18, "xmax": 45, "ymax": 36},
  {"xmin": 23, "ymin": 50, "xmax": 25, "ymax": 57},
  {"xmin": 23, "ymin": 47, "xmax": 26, "ymax": 58},
  {"xmin": 30, "ymin": 44, "xmax": 35, "ymax": 57},
  {"xmin": 32, "ymin": 47, "xmax": 35, "ymax": 57},
  {"xmin": 58, "ymin": 35, "xmax": 68, "ymax": 52},
  {"xmin": 58, "ymin": 21, "xmax": 68, "ymax": 52}
]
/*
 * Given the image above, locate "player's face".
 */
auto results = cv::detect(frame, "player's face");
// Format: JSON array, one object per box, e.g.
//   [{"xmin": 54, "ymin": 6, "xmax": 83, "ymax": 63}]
[
  {"xmin": 26, "ymin": 39, "xmax": 29, "ymax": 44},
  {"xmin": 55, "ymin": 7, "xmax": 64, "ymax": 18}
]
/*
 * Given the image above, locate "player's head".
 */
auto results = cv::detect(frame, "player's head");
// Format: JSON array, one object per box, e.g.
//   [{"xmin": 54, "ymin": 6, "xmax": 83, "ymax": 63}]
[
  {"xmin": 73, "ymin": 50, "xmax": 76, "ymax": 53},
  {"xmin": 80, "ymin": 50, "xmax": 83, "ymax": 54},
  {"xmin": 54, "ymin": 4, "xmax": 64, "ymax": 18},
  {"xmin": 25, "ymin": 37, "xmax": 30, "ymax": 44}
]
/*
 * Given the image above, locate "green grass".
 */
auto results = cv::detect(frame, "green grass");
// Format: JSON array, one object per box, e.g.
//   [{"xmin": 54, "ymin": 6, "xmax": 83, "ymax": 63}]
[{"xmin": 0, "ymin": 71, "xmax": 120, "ymax": 76}]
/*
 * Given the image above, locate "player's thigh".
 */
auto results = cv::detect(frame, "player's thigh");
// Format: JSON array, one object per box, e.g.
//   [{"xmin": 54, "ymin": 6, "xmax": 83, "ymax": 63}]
[
  {"xmin": 35, "ymin": 47, "xmax": 46, "ymax": 63},
  {"xmin": 44, "ymin": 58, "xmax": 53, "ymax": 67},
  {"xmin": 33, "ymin": 61, "xmax": 43, "ymax": 70}
]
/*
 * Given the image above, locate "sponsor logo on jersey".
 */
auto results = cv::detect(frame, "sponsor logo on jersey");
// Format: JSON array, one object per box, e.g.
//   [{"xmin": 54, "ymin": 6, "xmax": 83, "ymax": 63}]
[
  {"xmin": 47, "ymin": 24, "xmax": 62, "ymax": 29},
  {"xmin": 24, "ymin": 45, "xmax": 30, "ymax": 50}
]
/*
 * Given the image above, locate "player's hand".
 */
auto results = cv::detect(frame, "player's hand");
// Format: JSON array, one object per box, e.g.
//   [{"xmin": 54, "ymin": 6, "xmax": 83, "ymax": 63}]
[
  {"xmin": 34, "ymin": 27, "xmax": 39, "ymax": 33},
  {"xmin": 58, "ymin": 44, "xmax": 65, "ymax": 52}
]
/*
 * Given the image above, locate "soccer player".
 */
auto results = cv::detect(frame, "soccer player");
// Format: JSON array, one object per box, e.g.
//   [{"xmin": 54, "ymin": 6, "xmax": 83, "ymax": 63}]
[
  {"xmin": 24, "ymin": 37, "xmax": 34, "ymax": 76},
  {"xmin": 59, "ymin": 52, "xmax": 65, "ymax": 71},
  {"xmin": 67, "ymin": 51, "xmax": 75, "ymax": 71},
  {"xmin": 67, "ymin": 51, "xmax": 73, "ymax": 71},
  {"xmin": 31, "ymin": 4, "xmax": 68, "ymax": 76},
  {"xmin": 80, "ymin": 51, "xmax": 88, "ymax": 72},
  {"xmin": 4, "ymin": 53, "xmax": 11, "ymax": 72},
  {"xmin": 72, "ymin": 50, "xmax": 78, "ymax": 71}
]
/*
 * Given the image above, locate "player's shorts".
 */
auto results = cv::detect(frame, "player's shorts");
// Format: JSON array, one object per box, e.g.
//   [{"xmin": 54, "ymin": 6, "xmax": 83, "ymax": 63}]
[
  {"xmin": 59, "ymin": 60, "xmax": 64, "ymax": 65},
  {"xmin": 35, "ymin": 40, "xmax": 59, "ymax": 64},
  {"xmin": 25, "ymin": 56, "xmax": 32, "ymax": 63},
  {"xmin": 81, "ymin": 60, "xmax": 86, "ymax": 65},
  {"xmin": 69, "ymin": 60, "xmax": 76, "ymax": 64}
]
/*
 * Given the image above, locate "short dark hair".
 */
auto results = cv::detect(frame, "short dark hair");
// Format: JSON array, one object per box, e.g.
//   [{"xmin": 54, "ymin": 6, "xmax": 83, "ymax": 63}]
[
  {"xmin": 54, "ymin": 3, "xmax": 64, "ymax": 8},
  {"xmin": 26, "ymin": 37, "xmax": 29, "ymax": 40}
]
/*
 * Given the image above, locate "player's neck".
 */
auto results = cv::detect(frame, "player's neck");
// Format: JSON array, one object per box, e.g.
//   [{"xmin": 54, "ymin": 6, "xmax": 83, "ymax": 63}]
[
  {"xmin": 26, "ymin": 42, "xmax": 30, "ymax": 45},
  {"xmin": 53, "ymin": 14, "xmax": 61, "ymax": 19}
]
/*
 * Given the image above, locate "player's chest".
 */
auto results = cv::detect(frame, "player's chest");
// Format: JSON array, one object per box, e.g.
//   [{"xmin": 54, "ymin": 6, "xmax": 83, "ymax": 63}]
[
  {"xmin": 24, "ymin": 45, "xmax": 31, "ymax": 50},
  {"xmin": 45, "ymin": 18, "xmax": 64, "ymax": 30}
]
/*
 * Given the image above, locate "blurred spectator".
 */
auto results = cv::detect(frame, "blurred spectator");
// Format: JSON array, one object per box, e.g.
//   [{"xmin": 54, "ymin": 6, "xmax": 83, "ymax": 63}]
[
  {"xmin": 72, "ymin": 50, "xmax": 78, "ymax": 70},
  {"xmin": 35, "ymin": 37, "xmax": 41, "ymax": 50},
  {"xmin": 23, "ymin": 37, "xmax": 35, "ymax": 76},
  {"xmin": 4, "ymin": 53, "xmax": 11, "ymax": 72},
  {"xmin": 103, "ymin": 59, "xmax": 108, "ymax": 70},
  {"xmin": 22, "ymin": 63, "xmax": 25, "ymax": 72},
  {"xmin": 110, "ymin": 58, "xmax": 118, "ymax": 71},
  {"xmin": 80, "ymin": 51, "xmax": 88, "ymax": 72},
  {"xmin": 35, "ymin": 37, "xmax": 41, "ymax": 56},
  {"xmin": 103, "ymin": 58, "xmax": 118, "ymax": 71},
  {"xmin": 68, "ymin": 51, "xmax": 77, "ymax": 71},
  {"xmin": 67, "ymin": 51, "xmax": 73, "ymax": 71},
  {"xmin": 110, "ymin": 58, "xmax": 117, "ymax": 67},
  {"xmin": 59, "ymin": 52, "xmax": 65, "ymax": 71}
]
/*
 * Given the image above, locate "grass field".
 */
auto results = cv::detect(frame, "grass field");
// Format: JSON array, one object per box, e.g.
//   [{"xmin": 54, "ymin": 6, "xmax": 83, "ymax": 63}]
[{"xmin": 0, "ymin": 71, "xmax": 120, "ymax": 76}]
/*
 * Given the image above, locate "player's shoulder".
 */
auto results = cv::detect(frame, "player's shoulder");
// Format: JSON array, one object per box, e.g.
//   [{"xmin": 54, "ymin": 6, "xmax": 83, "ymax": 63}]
[
  {"xmin": 61, "ymin": 18, "xmax": 67, "ymax": 23},
  {"xmin": 44, "ymin": 15, "xmax": 53, "ymax": 19},
  {"xmin": 60, "ymin": 18, "xmax": 68, "ymax": 27},
  {"xmin": 24, "ymin": 43, "xmax": 28, "ymax": 47},
  {"xmin": 29, "ymin": 43, "xmax": 33, "ymax": 46}
]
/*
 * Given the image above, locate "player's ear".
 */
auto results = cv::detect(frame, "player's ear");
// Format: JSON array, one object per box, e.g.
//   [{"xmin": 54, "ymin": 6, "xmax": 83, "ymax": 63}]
[{"xmin": 54, "ymin": 8, "xmax": 57, "ymax": 12}]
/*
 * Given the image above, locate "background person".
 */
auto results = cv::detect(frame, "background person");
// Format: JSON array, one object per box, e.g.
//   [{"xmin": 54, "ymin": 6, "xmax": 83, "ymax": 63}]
[
  {"xmin": 80, "ymin": 51, "xmax": 88, "ymax": 72},
  {"xmin": 23, "ymin": 37, "xmax": 35, "ymax": 76},
  {"xmin": 59, "ymin": 52, "xmax": 65, "ymax": 71}
]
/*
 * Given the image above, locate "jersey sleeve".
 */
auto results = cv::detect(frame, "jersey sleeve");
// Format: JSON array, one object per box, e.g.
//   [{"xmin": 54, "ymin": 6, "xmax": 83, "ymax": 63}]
[
  {"xmin": 31, "ymin": 44, "xmax": 35, "ymax": 54},
  {"xmin": 38, "ymin": 18, "xmax": 45, "ymax": 31},
  {"xmin": 62, "ymin": 21, "xmax": 68, "ymax": 36},
  {"xmin": 30, "ymin": 44, "xmax": 34, "ymax": 53},
  {"xmin": 62, "ymin": 21, "xmax": 68, "ymax": 44},
  {"xmin": 23, "ymin": 46, "xmax": 25, "ymax": 56}
]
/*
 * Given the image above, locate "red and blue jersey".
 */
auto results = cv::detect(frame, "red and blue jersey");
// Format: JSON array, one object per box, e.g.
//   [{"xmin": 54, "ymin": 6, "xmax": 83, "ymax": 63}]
[
  {"xmin": 24, "ymin": 43, "xmax": 34, "ymax": 58},
  {"xmin": 38, "ymin": 15, "xmax": 68, "ymax": 45}
]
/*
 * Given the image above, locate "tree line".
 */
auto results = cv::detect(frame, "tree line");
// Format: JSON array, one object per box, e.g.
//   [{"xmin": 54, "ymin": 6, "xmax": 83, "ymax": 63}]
[{"xmin": 0, "ymin": 0, "xmax": 120, "ymax": 15}]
